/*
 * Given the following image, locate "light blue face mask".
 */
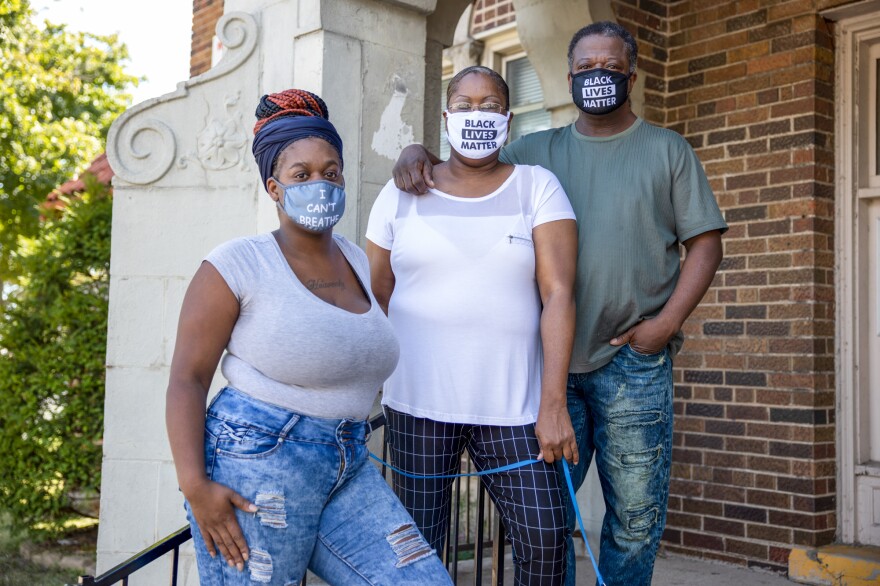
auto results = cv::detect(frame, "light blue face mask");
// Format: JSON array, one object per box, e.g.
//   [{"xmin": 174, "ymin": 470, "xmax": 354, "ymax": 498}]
[{"xmin": 272, "ymin": 178, "xmax": 346, "ymax": 233}]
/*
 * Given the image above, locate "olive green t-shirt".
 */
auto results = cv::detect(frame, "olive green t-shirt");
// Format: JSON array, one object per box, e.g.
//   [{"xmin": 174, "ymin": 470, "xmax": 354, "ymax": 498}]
[{"xmin": 500, "ymin": 118, "xmax": 727, "ymax": 373}]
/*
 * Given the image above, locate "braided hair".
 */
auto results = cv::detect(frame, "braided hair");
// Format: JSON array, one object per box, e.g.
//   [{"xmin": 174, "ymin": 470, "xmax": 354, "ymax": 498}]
[
  {"xmin": 251, "ymin": 89, "xmax": 343, "ymax": 188},
  {"xmin": 253, "ymin": 89, "xmax": 330, "ymax": 134}
]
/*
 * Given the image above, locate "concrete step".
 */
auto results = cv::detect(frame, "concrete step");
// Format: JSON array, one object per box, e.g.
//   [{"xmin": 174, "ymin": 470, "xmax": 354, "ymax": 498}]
[{"xmin": 789, "ymin": 544, "xmax": 880, "ymax": 586}]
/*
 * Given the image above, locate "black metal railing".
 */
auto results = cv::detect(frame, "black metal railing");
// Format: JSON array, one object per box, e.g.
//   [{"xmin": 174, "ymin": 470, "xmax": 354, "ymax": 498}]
[
  {"xmin": 71, "ymin": 414, "xmax": 508, "ymax": 586},
  {"xmin": 71, "ymin": 526, "xmax": 191, "ymax": 586}
]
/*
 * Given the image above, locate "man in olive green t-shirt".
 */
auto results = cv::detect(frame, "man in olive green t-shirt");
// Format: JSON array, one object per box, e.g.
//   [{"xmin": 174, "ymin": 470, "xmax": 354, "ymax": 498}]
[{"xmin": 392, "ymin": 21, "xmax": 725, "ymax": 586}]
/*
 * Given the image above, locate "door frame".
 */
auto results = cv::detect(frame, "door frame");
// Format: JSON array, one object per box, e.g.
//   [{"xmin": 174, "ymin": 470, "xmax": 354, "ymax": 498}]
[{"xmin": 827, "ymin": 2, "xmax": 880, "ymax": 545}]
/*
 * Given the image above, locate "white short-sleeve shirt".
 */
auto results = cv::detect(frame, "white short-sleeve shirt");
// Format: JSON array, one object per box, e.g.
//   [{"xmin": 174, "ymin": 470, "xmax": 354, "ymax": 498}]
[{"xmin": 366, "ymin": 165, "xmax": 576, "ymax": 425}]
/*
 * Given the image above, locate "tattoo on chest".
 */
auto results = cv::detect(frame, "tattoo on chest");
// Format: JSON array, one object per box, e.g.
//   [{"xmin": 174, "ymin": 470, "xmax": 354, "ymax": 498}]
[{"xmin": 305, "ymin": 278, "xmax": 345, "ymax": 291}]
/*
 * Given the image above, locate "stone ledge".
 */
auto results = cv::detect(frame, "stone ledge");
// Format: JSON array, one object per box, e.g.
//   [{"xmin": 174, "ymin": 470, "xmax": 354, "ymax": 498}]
[{"xmin": 789, "ymin": 544, "xmax": 880, "ymax": 585}]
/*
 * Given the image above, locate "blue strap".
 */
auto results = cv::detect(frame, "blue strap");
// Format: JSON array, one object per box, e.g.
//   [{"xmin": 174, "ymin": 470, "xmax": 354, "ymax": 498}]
[
  {"xmin": 368, "ymin": 452, "xmax": 541, "ymax": 479},
  {"xmin": 369, "ymin": 452, "xmax": 606, "ymax": 585},
  {"xmin": 562, "ymin": 459, "xmax": 606, "ymax": 586}
]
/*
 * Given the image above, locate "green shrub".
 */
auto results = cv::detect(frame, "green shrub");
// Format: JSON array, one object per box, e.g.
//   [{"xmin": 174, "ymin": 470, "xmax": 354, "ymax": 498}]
[{"xmin": 0, "ymin": 176, "xmax": 110, "ymax": 535}]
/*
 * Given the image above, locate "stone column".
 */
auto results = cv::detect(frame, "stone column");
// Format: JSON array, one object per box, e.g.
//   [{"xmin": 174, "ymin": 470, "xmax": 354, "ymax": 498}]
[
  {"xmin": 424, "ymin": 1, "xmax": 474, "ymax": 160},
  {"xmin": 99, "ymin": 1, "xmax": 438, "ymax": 582}
]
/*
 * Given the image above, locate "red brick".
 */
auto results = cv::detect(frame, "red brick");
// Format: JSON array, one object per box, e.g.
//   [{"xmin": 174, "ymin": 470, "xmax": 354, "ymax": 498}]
[
  {"xmin": 704, "ymin": 517, "xmax": 745, "ymax": 536},
  {"xmin": 758, "ymin": 287, "xmax": 793, "ymax": 302},
  {"xmin": 747, "ymin": 152, "xmax": 792, "ymax": 170},
  {"xmin": 747, "ymin": 52, "xmax": 793, "ymax": 74},
  {"xmin": 704, "ymin": 483, "xmax": 747, "ymax": 502},
  {"xmin": 747, "ymin": 422, "xmax": 795, "ymax": 441},
  {"xmin": 671, "ymin": 479, "xmax": 705, "ymax": 498},
  {"xmin": 748, "ymin": 523, "xmax": 792, "ymax": 543},
  {"xmin": 705, "ymin": 63, "xmax": 749, "ymax": 85},
  {"xmin": 755, "ymin": 389, "xmax": 795, "ymax": 405},
  {"xmin": 747, "ymin": 254, "xmax": 792, "ymax": 270},
  {"xmin": 730, "ymin": 470, "xmax": 756, "ymax": 487},
  {"xmin": 729, "ymin": 41, "xmax": 770, "ymax": 63},
  {"xmin": 748, "ymin": 455, "xmax": 791, "ymax": 474},
  {"xmin": 727, "ymin": 405, "xmax": 769, "ymax": 421},
  {"xmin": 726, "ymin": 437, "xmax": 768, "ymax": 454},
  {"xmin": 727, "ymin": 538, "xmax": 769, "ymax": 559},
  {"xmin": 668, "ymin": 511, "xmax": 703, "ymax": 529},
  {"xmin": 748, "ymin": 489, "xmax": 792, "ymax": 509},
  {"xmin": 749, "ymin": 219, "xmax": 791, "ymax": 236},
  {"xmin": 688, "ymin": 499, "xmax": 727, "ymax": 517},
  {"xmin": 769, "ymin": 546, "xmax": 792, "ymax": 565},
  {"xmin": 682, "ymin": 531, "xmax": 725, "ymax": 551},
  {"xmin": 769, "ymin": 510, "xmax": 819, "ymax": 530}
]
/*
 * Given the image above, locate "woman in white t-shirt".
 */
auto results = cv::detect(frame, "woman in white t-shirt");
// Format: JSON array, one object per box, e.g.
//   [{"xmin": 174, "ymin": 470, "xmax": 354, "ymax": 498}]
[{"xmin": 366, "ymin": 66, "xmax": 578, "ymax": 585}]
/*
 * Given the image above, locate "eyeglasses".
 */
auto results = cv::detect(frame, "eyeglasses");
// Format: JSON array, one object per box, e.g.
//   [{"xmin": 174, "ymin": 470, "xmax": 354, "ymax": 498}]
[{"xmin": 447, "ymin": 102, "xmax": 506, "ymax": 114}]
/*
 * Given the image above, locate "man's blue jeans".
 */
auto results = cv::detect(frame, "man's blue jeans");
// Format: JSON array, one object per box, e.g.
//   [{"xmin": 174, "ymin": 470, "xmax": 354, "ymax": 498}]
[
  {"xmin": 561, "ymin": 344, "xmax": 673, "ymax": 586},
  {"xmin": 186, "ymin": 387, "xmax": 452, "ymax": 585}
]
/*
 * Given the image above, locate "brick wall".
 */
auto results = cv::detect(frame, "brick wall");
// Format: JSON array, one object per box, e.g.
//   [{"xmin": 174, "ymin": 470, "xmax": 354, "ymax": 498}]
[
  {"xmin": 612, "ymin": 0, "xmax": 840, "ymax": 572},
  {"xmin": 190, "ymin": 0, "xmax": 224, "ymax": 77},
  {"xmin": 471, "ymin": 0, "xmax": 515, "ymax": 35}
]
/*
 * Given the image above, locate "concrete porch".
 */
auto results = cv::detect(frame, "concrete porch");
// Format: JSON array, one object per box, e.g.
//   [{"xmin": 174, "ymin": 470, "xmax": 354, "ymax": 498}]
[{"xmin": 454, "ymin": 550, "xmax": 796, "ymax": 586}]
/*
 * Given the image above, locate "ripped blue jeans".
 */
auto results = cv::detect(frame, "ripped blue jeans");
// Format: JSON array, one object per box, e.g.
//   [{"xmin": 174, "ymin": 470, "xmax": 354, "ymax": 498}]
[
  {"xmin": 561, "ymin": 344, "xmax": 673, "ymax": 586},
  {"xmin": 186, "ymin": 387, "xmax": 452, "ymax": 586}
]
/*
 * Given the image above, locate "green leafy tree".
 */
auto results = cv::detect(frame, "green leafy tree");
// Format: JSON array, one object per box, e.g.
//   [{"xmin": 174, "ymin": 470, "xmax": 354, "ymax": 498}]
[
  {"xmin": 0, "ymin": 0, "xmax": 136, "ymax": 281},
  {"xmin": 0, "ymin": 176, "xmax": 111, "ymax": 533},
  {"xmin": 0, "ymin": 0, "xmax": 136, "ymax": 534}
]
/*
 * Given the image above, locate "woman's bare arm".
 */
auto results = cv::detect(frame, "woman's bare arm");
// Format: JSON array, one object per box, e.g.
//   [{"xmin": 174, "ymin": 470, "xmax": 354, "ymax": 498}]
[
  {"xmin": 166, "ymin": 262, "xmax": 255, "ymax": 571},
  {"xmin": 366, "ymin": 242, "xmax": 395, "ymax": 315},
  {"xmin": 532, "ymin": 219, "xmax": 579, "ymax": 465}
]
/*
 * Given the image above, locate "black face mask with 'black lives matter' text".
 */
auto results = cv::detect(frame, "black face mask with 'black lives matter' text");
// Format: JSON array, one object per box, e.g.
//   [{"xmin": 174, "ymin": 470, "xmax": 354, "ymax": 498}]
[{"xmin": 571, "ymin": 68, "xmax": 631, "ymax": 115}]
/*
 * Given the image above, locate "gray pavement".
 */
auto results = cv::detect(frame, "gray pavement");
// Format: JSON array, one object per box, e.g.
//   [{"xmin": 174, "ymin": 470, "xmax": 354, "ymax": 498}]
[
  {"xmin": 305, "ymin": 544, "xmax": 797, "ymax": 585},
  {"xmin": 454, "ymin": 550, "xmax": 796, "ymax": 585}
]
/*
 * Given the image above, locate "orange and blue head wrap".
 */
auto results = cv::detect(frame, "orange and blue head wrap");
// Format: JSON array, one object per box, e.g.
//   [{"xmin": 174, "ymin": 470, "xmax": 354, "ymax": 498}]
[{"xmin": 251, "ymin": 89, "xmax": 343, "ymax": 192}]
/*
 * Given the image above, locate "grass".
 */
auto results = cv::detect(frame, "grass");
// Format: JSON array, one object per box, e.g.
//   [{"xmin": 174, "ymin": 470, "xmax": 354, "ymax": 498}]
[
  {"xmin": 0, "ymin": 514, "xmax": 97, "ymax": 586},
  {"xmin": 0, "ymin": 550, "xmax": 84, "ymax": 586}
]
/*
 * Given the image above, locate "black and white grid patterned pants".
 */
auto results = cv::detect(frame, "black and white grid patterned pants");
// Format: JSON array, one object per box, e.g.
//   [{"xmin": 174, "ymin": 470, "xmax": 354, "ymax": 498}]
[{"xmin": 384, "ymin": 406, "xmax": 569, "ymax": 586}]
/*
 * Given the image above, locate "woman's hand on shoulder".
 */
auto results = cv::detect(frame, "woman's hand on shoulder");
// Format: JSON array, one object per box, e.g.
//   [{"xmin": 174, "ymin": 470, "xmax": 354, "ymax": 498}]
[
  {"xmin": 185, "ymin": 479, "xmax": 257, "ymax": 571},
  {"xmin": 393, "ymin": 144, "xmax": 438, "ymax": 194}
]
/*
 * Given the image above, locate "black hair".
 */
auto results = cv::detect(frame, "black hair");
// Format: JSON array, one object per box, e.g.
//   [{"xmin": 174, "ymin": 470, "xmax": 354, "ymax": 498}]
[
  {"xmin": 567, "ymin": 21, "xmax": 638, "ymax": 73},
  {"xmin": 446, "ymin": 65, "xmax": 510, "ymax": 109}
]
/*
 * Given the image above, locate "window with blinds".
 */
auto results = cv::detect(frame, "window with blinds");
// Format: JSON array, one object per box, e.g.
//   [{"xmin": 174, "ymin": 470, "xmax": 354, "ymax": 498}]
[{"xmin": 505, "ymin": 56, "xmax": 551, "ymax": 141}]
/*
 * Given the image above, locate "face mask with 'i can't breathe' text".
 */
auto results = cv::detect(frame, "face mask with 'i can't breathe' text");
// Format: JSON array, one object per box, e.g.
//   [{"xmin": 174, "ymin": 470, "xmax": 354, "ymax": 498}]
[{"xmin": 273, "ymin": 178, "xmax": 346, "ymax": 232}]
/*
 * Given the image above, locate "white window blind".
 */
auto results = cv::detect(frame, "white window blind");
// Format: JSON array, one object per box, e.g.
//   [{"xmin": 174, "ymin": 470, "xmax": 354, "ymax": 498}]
[{"xmin": 506, "ymin": 56, "xmax": 551, "ymax": 142}]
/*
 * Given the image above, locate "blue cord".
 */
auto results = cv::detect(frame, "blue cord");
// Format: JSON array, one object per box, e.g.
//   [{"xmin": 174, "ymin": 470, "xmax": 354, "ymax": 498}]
[
  {"xmin": 369, "ymin": 452, "xmax": 541, "ymax": 479},
  {"xmin": 369, "ymin": 452, "xmax": 606, "ymax": 585},
  {"xmin": 562, "ymin": 459, "xmax": 606, "ymax": 586}
]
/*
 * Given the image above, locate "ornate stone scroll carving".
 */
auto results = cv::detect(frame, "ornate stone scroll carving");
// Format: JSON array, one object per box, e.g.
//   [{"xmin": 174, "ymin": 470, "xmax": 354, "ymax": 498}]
[
  {"xmin": 188, "ymin": 12, "xmax": 259, "ymax": 90},
  {"xmin": 105, "ymin": 118, "xmax": 177, "ymax": 186},
  {"xmin": 107, "ymin": 12, "xmax": 258, "ymax": 185}
]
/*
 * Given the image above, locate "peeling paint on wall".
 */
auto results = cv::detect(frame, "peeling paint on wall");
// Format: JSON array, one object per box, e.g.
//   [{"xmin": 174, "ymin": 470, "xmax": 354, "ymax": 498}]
[{"xmin": 371, "ymin": 74, "xmax": 415, "ymax": 160}]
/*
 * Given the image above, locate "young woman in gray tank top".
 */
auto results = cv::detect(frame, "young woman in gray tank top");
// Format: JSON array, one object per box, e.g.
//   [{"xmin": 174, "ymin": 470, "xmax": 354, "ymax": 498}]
[{"xmin": 165, "ymin": 89, "xmax": 451, "ymax": 586}]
